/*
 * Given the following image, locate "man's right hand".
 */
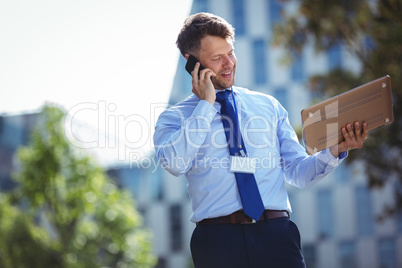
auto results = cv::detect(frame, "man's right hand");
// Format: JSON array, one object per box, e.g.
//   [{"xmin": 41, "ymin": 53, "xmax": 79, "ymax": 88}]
[{"xmin": 191, "ymin": 62, "xmax": 216, "ymax": 105}]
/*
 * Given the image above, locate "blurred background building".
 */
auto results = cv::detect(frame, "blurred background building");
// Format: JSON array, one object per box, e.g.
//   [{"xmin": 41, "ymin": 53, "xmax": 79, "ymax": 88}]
[
  {"xmin": 1, "ymin": 0, "xmax": 401, "ymax": 268},
  {"xmin": 0, "ymin": 114, "xmax": 39, "ymax": 191}
]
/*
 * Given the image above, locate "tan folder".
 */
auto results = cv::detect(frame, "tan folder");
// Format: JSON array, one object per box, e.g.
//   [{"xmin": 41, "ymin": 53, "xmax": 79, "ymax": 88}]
[{"xmin": 301, "ymin": 75, "xmax": 394, "ymax": 155}]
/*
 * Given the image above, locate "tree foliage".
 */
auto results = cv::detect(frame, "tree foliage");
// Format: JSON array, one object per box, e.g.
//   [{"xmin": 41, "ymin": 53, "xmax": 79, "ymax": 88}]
[
  {"xmin": 0, "ymin": 104, "xmax": 156, "ymax": 268},
  {"xmin": 274, "ymin": 0, "xmax": 402, "ymax": 213}
]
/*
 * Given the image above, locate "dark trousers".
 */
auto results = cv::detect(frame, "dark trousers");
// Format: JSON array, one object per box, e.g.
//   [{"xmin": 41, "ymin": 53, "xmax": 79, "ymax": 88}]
[{"xmin": 190, "ymin": 217, "xmax": 306, "ymax": 268}]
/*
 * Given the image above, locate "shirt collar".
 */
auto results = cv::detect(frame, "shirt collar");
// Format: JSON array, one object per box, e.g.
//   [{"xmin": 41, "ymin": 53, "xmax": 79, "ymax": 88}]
[{"xmin": 214, "ymin": 86, "xmax": 239, "ymax": 95}]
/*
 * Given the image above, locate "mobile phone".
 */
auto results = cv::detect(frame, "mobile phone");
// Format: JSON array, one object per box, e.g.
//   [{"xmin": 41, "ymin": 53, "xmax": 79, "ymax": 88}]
[{"xmin": 185, "ymin": 55, "xmax": 206, "ymax": 76}]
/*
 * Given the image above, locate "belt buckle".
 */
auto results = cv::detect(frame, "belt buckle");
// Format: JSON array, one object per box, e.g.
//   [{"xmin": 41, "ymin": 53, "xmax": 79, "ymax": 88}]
[
  {"xmin": 241, "ymin": 218, "xmax": 256, "ymax": 224},
  {"xmin": 236, "ymin": 211, "xmax": 257, "ymax": 224}
]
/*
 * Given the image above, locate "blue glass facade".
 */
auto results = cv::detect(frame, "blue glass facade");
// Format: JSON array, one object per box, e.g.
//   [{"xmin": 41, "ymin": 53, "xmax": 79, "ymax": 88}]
[
  {"xmin": 273, "ymin": 87, "xmax": 288, "ymax": 111},
  {"xmin": 317, "ymin": 189, "xmax": 334, "ymax": 238},
  {"xmin": 291, "ymin": 53, "xmax": 305, "ymax": 82},
  {"xmin": 302, "ymin": 244, "xmax": 316, "ymax": 268},
  {"xmin": 355, "ymin": 186, "xmax": 374, "ymax": 236},
  {"xmin": 252, "ymin": 39, "xmax": 268, "ymax": 85},
  {"xmin": 378, "ymin": 238, "xmax": 396, "ymax": 268},
  {"xmin": 339, "ymin": 241, "xmax": 356, "ymax": 268},
  {"xmin": 232, "ymin": 0, "xmax": 246, "ymax": 36},
  {"xmin": 268, "ymin": 0, "xmax": 282, "ymax": 25}
]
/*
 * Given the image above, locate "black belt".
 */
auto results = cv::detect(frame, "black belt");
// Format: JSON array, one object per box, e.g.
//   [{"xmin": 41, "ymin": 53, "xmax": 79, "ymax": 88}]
[{"xmin": 197, "ymin": 210, "xmax": 289, "ymax": 225}]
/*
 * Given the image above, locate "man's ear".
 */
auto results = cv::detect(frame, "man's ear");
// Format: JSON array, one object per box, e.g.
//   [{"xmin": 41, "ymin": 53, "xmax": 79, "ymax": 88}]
[{"xmin": 184, "ymin": 54, "xmax": 190, "ymax": 61}]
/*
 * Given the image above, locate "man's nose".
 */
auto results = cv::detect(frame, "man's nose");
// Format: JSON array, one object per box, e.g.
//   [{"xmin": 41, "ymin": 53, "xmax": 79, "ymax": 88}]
[{"xmin": 222, "ymin": 55, "xmax": 234, "ymax": 68}]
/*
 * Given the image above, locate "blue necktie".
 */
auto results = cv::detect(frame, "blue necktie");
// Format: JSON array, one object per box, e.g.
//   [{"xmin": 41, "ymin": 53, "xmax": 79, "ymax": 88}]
[{"xmin": 216, "ymin": 90, "xmax": 265, "ymax": 221}]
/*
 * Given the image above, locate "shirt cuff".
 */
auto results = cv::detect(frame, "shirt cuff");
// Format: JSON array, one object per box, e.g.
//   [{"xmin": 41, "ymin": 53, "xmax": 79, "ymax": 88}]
[
  {"xmin": 339, "ymin": 151, "xmax": 348, "ymax": 160},
  {"xmin": 317, "ymin": 148, "xmax": 347, "ymax": 168}
]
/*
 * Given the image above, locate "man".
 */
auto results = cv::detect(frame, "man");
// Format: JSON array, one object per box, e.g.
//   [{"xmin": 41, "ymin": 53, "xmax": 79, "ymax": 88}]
[{"xmin": 153, "ymin": 12, "xmax": 368, "ymax": 268}]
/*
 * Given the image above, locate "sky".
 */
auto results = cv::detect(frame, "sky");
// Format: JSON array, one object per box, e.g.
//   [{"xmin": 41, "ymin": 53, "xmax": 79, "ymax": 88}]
[{"xmin": 0, "ymin": 0, "xmax": 193, "ymax": 165}]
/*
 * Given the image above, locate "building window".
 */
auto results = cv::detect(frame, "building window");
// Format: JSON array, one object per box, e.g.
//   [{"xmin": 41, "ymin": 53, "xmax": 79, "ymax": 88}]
[
  {"xmin": 328, "ymin": 43, "xmax": 343, "ymax": 70},
  {"xmin": 273, "ymin": 88, "xmax": 288, "ymax": 111},
  {"xmin": 151, "ymin": 167, "xmax": 164, "ymax": 201},
  {"xmin": 269, "ymin": 0, "xmax": 283, "ymax": 26},
  {"xmin": 155, "ymin": 257, "xmax": 167, "ymax": 268},
  {"xmin": 252, "ymin": 39, "xmax": 268, "ymax": 85},
  {"xmin": 317, "ymin": 189, "xmax": 334, "ymax": 239},
  {"xmin": 302, "ymin": 244, "xmax": 316, "ymax": 268},
  {"xmin": 170, "ymin": 204, "xmax": 183, "ymax": 252},
  {"xmin": 335, "ymin": 164, "xmax": 351, "ymax": 183},
  {"xmin": 232, "ymin": 0, "xmax": 246, "ymax": 36},
  {"xmin": 378, "ymin": 238, "xmax": 396, "ymax": 268},
  {"xmin": 339, "ymin": 241, "xmax": 356, "ymax": 268},
  {"xmin": 291, "ymin": 52, "xmax": 305, "ymax": 82},
  {"xmin": 355, "ymin": 186, "xmax": 374, "ymax": 235}
]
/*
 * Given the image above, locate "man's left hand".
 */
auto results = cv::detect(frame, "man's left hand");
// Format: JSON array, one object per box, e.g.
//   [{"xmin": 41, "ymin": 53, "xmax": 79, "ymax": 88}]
[{"xmin": 330, "ymin": 121, "xmax": 369, "ymax": 158}]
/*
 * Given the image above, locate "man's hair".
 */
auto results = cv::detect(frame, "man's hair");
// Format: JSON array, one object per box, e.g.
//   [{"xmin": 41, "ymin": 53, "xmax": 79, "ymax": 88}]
[{"xmin": 176, "ymin": 12, "xmax": 235, "ymax": 57}]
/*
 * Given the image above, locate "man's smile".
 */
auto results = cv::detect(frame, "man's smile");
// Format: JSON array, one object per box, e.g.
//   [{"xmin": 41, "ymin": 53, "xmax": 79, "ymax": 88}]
[{"xmin": 221, "ymin": 70, "xmax": 233, "ymax": 78}]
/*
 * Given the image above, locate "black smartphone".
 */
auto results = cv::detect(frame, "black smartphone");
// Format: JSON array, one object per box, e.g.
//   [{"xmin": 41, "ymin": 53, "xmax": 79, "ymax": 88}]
[{"xmin": 185, "ymin": 55, "xmax": 206, "ymax": 76}]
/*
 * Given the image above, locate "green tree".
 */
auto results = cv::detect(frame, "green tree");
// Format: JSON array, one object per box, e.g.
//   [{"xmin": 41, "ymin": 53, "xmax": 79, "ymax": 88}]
[
  {"xmin": 274, "ymin": 0, "xmax": 402, "ymax": 216},
  {"xmin": 0, "ymin": 104, "xmax": 156, "ymax": 268}
]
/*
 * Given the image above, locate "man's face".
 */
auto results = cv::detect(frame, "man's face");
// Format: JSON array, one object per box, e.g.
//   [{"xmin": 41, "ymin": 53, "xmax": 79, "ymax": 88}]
[{"xmin": 198, "ymin": 35, "xmax": 237, "ymax": 90}]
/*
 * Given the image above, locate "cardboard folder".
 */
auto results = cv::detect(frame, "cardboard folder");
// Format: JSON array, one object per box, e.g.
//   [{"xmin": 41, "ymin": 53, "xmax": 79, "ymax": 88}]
[{"xmin": 301, "ymin": 75, "xmax": 394, "ymax": 155}]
